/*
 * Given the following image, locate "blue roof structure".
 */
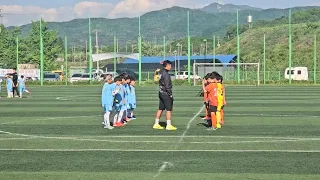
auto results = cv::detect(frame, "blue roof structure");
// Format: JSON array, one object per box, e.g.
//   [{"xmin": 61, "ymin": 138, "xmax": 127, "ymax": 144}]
[{"xmin": 123, "ymin": 55, "xmax": 237, "ymax": 66}]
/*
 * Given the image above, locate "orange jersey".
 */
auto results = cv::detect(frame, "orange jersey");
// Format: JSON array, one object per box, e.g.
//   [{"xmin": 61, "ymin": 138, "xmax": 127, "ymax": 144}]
[
  {"xmin": 205, "ymin": 83, "xmax": 218, "ymax": 106},
  {"xmin": 203, "ymin": 83, "xmax": 209, "ymax": 102}
]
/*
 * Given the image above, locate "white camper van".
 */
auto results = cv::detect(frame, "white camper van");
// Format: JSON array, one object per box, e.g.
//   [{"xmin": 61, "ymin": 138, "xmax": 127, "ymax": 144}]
[{"xmin": 284, "ymin": 67, "xmax": 308, "ymax": 81}]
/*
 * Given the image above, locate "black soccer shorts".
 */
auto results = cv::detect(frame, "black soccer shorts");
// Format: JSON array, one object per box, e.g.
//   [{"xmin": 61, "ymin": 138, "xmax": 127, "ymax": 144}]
[
  {"xmin": 208, "ymin": 105, "xmax": 217, "ymax": 115},
  {"xmin": 158, "ymin": 92, "xmax": 173, "ymax": 111}
]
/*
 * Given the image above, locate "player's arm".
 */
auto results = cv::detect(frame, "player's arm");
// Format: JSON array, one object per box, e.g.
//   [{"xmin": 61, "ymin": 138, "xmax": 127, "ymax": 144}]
[{"xmin": 202, "ymin": 79, "xmax": 207, "ymax": 93}]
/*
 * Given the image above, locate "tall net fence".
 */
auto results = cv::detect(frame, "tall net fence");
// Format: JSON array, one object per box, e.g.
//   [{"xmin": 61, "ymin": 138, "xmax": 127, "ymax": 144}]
[{"xmin": 0, "ymin": 6, "xmax": 320, "ymax": 85}]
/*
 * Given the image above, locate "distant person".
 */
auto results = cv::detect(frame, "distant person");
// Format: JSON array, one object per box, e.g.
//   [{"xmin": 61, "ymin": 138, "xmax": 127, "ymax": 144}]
[
  {"xmin": 153, "ymin": 60, "xmax": 177, "ymax": 131},
  {"xmin": 12, "ymin": 68, "xmax": 19, "ymax": 97},
  {"xmin": 18, "ymin": 75, "xmax": 31, "ymax": 99},
  {"xmin": 6, "ymin": 75, "xmax": 14, "ymax": 98}
]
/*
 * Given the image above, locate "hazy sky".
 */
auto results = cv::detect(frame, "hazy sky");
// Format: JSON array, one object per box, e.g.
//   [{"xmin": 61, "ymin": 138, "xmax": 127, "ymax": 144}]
[{"xmin": 1, "ymin": 0, "xmax": 319, "ymax": 26}]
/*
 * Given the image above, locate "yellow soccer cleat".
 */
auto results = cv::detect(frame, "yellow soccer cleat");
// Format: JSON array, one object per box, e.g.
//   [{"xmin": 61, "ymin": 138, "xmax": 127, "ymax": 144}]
[
  {"xmin": 216, "ymin": 123, "xmax": 222, "ymax": 129},
  {"xmin": 166, "ymin": 125, "xmax": 177, "ymax": 131},
  {"xmin": 153, "ymin": 124, "xmax": 164, "ymax": 130}
]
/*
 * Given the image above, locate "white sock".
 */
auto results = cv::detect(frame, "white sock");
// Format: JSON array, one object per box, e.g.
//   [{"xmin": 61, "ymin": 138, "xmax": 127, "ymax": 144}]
[
  {"xmin": 155, "ymin": 119, "xmax": 160, "ymax": 125},
  {"xmin": 114, "ymin": 113, "xmax": 118, "ymax": 124},
  {"xmin": 167, "ymin": 120, "xmax": 172, "ymax": 126},
  {"xmin": 117, "ymin": 110, "xmax": 124, "ymax": 123},
  {"xmin": 20, "ymin": 93, "xmax": 22, "ymax": 97},
  {"xmin": 104, "ymin": 111, "xmax": 111, "ymax": 126}
]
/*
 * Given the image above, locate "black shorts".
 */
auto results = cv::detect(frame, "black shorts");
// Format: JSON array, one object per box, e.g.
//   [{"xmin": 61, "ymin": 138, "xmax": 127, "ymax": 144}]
[
  {"xmin": 208, "ymin": 105, "xmax": 217, "ymax": 115},
  {"xmin": 159, "ymin": 92, "xmax": 173, "ymax": 111}
]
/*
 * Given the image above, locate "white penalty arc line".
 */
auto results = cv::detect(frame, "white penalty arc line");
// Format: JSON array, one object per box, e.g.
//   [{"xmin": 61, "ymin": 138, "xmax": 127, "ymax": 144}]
[
  {"xmin": 0, "ymin": 149, "xmax": 319, "ymax": 153},
  {"xmin": 153, "ymin": 106, "xmax": 205, "ymax": 179}
]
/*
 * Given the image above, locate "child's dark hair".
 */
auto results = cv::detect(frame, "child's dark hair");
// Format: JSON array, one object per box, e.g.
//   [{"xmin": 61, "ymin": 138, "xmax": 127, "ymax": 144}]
[
  {"xmin": 124, "ymin": 75, "xmax": 131, "ymax": 80},
  {"xmin": 21, "ymin": 75, "xmax": 24, "ymax": 78},
  {"xmin": 114, "ymin": 76, "xmax": 122, "ymax": 82},
  {"xmin": 130, "ymin": 76, "xmax": 136, "ymax": 81}
]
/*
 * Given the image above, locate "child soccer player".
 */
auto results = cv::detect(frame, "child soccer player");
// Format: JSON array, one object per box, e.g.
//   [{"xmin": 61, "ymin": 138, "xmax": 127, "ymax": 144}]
[
  {"xmin": 122, "ymin": 75, "xmax": 132, "ymax": 123},
  {"xmin": 18, "ymin": 75, "xmax": 31, "ymax": 98},
  {"xmin": 127, "ymin": 76, "xmax": 136, "ymax": 120},
  {"xmin": 113, "ymin": 75, "xmax": 127, "ymax": 127},
  {"xmin": 202, "ymin": 73, "xmax": 212, "ymax": 121},
  {"xmin": 101, "ymin": 74, "xmax": 119, "ymax": 129},
  {"xmin": 6, "ymin": 75, "xmax": 14, "ymax": 98},
  {"xmin": 216, "ymin": 74, "xmax": 225, "ymax": 128},
  {"xmin": 218, "ymin": 75, "xmax": 226, "ymax": 125},
  {"xmin": 202, "ymin": 73, "xmax": 219, "ymax": 130}
]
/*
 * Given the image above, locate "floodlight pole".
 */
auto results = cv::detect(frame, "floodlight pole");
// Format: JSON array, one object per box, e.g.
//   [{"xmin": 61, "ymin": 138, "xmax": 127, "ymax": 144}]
[
  {"xmin": 16, "ymin": 36, "xmax": 19, "ymax": 71},
  {"xmin": 213, "ymin": 35, "xmax": 216, "ymax": 71},
  {"xmin": 138, "ymin": 16, "xmax": 142, "ymax": 84},
  {"xmin": 288, "ymin": 9, "xmax": 292, "ymax": 84},
  {"xmin": 187, "ymin": 11, "xmax": 191, "ymax": 84},
  {"xmin": 314, "ymin": 34, "xmax": 317, "ymax": 84},
  {"xmin": 263, "ymin": 34, "xmax": 266, "ymax": 85},
  {"xmin": 114, "ymin": 36, "xmax": 117, "ymax": 73},
  {"xmin": 40, "ymin": 18, "xmax": 44, "ymax": 86},
  {"xmin": 237, "ymin": 10, "xmax": 241, "ymax": 84},
  {"xmin": 88, "ymin": 14, "xmax": 93, "ymax": 84},
  {"xmin": 65, "ymin": 36, "xmax": 68, "ymax": 85}
]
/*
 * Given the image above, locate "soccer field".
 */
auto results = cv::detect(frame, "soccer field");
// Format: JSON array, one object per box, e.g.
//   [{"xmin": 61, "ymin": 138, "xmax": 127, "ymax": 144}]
[{"xmin": 0, "ymin": 85, "xmax": 319, "ymax": 180}]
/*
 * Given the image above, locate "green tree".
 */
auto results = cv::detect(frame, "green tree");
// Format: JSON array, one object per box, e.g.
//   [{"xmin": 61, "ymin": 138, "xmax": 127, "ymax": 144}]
[{"xmin": 23, "ymin": 20, "xmax": 63, "ymax": 70}]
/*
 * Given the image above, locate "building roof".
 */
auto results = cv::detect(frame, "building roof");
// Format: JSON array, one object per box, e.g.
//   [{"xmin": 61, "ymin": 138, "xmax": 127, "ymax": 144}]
[{"xmin": 123, "ymin": 55, "xmax": 237, "ymax": 65}]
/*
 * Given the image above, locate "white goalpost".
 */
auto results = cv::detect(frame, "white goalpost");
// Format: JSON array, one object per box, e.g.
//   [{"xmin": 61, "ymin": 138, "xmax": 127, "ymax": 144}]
[{"xmin": 193, "ymin": 63, "xmax": 260, "ymax": 86}]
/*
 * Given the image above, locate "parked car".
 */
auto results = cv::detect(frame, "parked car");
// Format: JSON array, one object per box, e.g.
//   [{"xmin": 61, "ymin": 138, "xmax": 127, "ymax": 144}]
[
  {"xmin": 176, "ymin": 71, "xmax": 201, "ymax": 80},
  {"xmin": 70, "ymin": 73, "xmax": 83, "ymax": 83},
  {"xmin": 44, "ymin": 73, "xmax": 60, "ymax": 81},
  {"xmin": 79, "ymin": 74, "xmax": 91, "ymax": 81}
]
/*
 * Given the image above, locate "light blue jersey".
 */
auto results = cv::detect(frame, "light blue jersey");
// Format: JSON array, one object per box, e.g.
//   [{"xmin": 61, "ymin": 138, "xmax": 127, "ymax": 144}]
[
  {"xmin": 130, "ymin": 85, "xmax": 136, "ymax": 109},
  {"xmin": 101, "ymin": 83, "xmax": 116, "ymax": 112},
  {"xmin": 18, "ymin": 78, "xmax": 25, "ymax": 92},
  {"xmin": 124, "ymin": 84, "xmax": 131, "ymax": 109},
  {"xmin": 7, "ymin": 78, "xmax": 13, "ymax": 92}
]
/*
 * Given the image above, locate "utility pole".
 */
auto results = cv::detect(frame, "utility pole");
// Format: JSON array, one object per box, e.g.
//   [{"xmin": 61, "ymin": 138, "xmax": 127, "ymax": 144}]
[{"xmin": 95, "ymin": 30, "xmax": 99, "ymax": 70}]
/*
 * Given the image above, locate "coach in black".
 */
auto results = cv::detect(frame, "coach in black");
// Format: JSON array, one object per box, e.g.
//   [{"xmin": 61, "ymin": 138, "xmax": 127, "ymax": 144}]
[
  {"xmin": 12, "ymin": 68, "xmax": 19, "ymax": 97},
  {"xmin": 153, "ymin": 60, "xmax": 177, "ymax": 131}
]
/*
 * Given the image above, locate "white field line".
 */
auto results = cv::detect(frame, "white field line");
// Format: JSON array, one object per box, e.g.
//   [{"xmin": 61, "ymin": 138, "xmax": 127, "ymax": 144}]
[
  {"xmin": 228, "ymin": 113, "xmax": 320, "ymax": 118},
  {"xmin": 153, "ymin": 106, "xmax": 205, "ymax": 179},
  {"xmin": 0, "ymin": 133, "xmax": 319, "ymax": 144},
  {"xmin": 0, "ymin": 149, "xmax": 319, "ymax": 153},
  {"xmin": 0, "ymin": 115, "xmax": 101, "ymax": 125}
]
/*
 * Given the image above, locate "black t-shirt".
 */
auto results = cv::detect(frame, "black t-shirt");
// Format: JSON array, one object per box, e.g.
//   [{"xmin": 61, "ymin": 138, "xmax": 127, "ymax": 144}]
[
  {"xmin": 12, "ymin": 72, "xmax": 18, "ymax": 84},
  {"xmin": 159, "ymin": 69, "xmax": 172, "ymax": 96}
]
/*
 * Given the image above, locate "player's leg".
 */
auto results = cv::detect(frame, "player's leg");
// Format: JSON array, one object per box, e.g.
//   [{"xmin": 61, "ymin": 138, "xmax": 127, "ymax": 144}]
[
  {"xmin": 103, "ymin": 105, "xmax": 114, "ymax": 129},
  {"xmin": 164, "ymin": 94, "xmax": 177, "ymax": 131},
  {"xmin": 207, "ymin": 106, "xmax": 217, "ymax": 130},
  {"xmin": 153, "ymin": 94, "xmax": 165, "ymax": 130},
  {"xmin": 19, "ymin": 88, "xmax": 23, "ymax": 98},
  {"xmin": 220, "ymin": 106, "xmax": 224, "ymax": 125}
]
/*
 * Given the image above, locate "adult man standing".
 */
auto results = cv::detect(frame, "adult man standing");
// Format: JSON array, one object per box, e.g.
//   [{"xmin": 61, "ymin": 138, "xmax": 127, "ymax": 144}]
[
  {"xmin": 153, "ymin": 60, "xmax": 177, "ymax": 131},
  {"xmin": 12, "ymin": 68, "xmax": 19, "ymax": 97}
]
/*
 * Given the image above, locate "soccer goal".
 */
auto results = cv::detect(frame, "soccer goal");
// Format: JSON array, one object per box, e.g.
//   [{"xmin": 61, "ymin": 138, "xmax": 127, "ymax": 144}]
[{"xmin": 193, "ymin": 63, "xmax": 260, "ymax": 86}]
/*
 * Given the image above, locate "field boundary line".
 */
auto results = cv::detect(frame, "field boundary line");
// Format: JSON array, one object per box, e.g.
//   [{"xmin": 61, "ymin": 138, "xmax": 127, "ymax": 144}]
[{"xmin": 0, "ymin": 149, "xmax": 319, "ymax": 153}]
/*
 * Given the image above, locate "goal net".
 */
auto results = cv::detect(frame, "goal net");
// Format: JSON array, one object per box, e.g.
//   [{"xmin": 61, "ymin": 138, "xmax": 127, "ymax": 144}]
[{"xmin": 193, "ymin": 63, "xmax": 260, "ymax": 86}]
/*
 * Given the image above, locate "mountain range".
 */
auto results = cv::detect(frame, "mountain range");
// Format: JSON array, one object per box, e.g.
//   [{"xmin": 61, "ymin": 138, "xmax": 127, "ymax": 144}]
[{"xmin": 10, "ymin": 3, "xmax": 320, "ymax": 47}]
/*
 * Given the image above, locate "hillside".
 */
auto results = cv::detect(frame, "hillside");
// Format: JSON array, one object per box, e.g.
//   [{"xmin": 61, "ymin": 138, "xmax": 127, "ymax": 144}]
[
  {"xmin": 11, "ymin": 6, "xmax": 320, "ymax": 47},
  {"xmin": 200, "ymin": 3, "xmax": 262, "ymax": 13},
  {"xmin": 216, "ymin": 14, "xmax": 320, "ymax": 72}
]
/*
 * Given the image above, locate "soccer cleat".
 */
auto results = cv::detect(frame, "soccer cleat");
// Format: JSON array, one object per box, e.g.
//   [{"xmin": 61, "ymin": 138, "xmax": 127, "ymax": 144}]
[
  {"xmin": 153, "ymin": 124, "xmax": 164, "ymax": 130},
  {"xmin": 206, "ymin": 127, "xmax": 217, "ymax": 131},
  {"xmin": 166, "ymin": 125, "xmax": 177, "ymax": 131},
  {"xmin": 125, "ymin": 117, "xmax": 131, "ymax": 122},
  {"xmin": 113, "ymin": 122, "xmax": 124, "ymax": 127},
  {"xmin": 216, "ymin": 124, "xmax": 222, "ymax": 129},
  {"xmin": 202, "ymin": 116, "xmax": 210, "ymax": 120},
  {"xmin": 104, "ymin": 126, "xmax": 114, "ymax": 130},
  {"xmin": 102, "ymin": 122, "xmax": 106, "ymax": 126}
]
